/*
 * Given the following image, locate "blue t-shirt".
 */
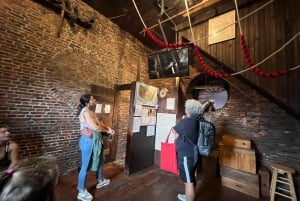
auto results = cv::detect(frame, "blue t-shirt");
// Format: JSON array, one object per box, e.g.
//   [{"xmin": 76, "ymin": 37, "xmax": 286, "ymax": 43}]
[{"xmin": 173, "ymin": 117, "xmax": 198, "ymax": 158}]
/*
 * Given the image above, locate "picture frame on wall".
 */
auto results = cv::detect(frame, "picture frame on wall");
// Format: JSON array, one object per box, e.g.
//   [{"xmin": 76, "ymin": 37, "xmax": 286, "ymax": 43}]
[{"xmin": 135, "ymin": 82, "xmax": 158, "ymax": 107}]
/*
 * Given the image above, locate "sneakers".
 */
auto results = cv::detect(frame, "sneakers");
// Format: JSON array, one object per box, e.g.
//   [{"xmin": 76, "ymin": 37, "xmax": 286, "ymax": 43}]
[
  {"xmin": 177, "ymin": 194, "xmax": 186, "ymax": 201},
  {"xmin": 96, "ymin": 178, "xmax": 110, "ymax": 189},
  {"xmin": 77, "ymin": 189, "xmax": 93, "ymax": 201}
]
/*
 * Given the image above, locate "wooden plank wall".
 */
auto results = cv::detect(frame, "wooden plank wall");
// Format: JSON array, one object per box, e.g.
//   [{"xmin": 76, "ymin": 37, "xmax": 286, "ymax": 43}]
[{"xmin": 178, "ymin": 0, "xmax": 300, "ymax": 118}]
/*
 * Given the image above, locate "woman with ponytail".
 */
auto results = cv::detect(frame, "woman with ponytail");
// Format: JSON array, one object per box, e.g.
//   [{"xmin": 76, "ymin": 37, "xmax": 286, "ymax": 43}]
[{"xmin": 77, "ymin": 94, "xmax": 115, "ymax": 201}]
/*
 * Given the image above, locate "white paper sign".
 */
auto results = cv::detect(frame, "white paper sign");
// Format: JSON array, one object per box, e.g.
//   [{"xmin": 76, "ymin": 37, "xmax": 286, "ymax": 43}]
[
  {"xmin": 155, "ymin": 113, "xmax": 177, "ymax": 150},
  {"xmin": 166, "ymin": 98, "xmax": 175, "ymax": 110},
  {"xmin": 156, "ymin": 113, "xmax": 176, "ymax": 126},
  {"xmin": 104, "ymin": 104, "xmax": 111, "ymax": 113},
  {"xmin": 155, "ymin": 125, "xmax": 176, "ymax": 150},
  {"xmin": 134, "ymin": 104, "xmax": 142, "ymax": 116},
  {"xmin": 146, "ymin": 126, "xmax": 155, "ymax": 136},
  {"xmin": 132, "ymin": 117, "xmax": 141, "ymax": 132},
  {"xmin": 95, "ymin": 104, "xmax": 102, "ymax": 113}
]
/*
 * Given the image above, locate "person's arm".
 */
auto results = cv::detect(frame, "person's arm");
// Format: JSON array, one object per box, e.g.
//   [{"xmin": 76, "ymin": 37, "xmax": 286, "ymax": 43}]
[
  {"xmin": 8, "ymin": 141, "xmax": 18, "ymax": 168},
  {"xmin": 84, "ymin": 110, "xmax": 115, "ymax": 134},
  {"xmin": 171, "ymin": 127, "xmax": 179, "ymax": 139},
  {"xmin": 98, "ymin": 121, "xmax": 115, "ymax": 135}
]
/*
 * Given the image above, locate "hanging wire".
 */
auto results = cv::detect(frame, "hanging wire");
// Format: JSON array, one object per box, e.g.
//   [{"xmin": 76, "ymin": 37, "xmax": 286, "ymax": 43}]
[
  {"xmin": 132, "ymin": 0, "xmax": 147, "ymax": 29},
  {"xmin": 234, "ymin": 0, "xmax": 243, "ymax": 35},
  {"xmin": 184, "ymin": 0, "xmax": 196, "ymax": 43},
  {"xmin": 289, "ymin": 65, "xmax": 300, "ymax": 71},
  {"xmin": 193, "ymin": 0, "xmax": 274, "ymax": 43},
  {"xmin": 134, "ymin": 0, "xmax": 300, "ymax": 75}
]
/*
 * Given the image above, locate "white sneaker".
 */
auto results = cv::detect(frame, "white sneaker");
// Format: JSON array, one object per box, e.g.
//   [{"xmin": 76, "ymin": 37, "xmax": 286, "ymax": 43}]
[
  {"xmin": 96, "ymin": 178, "xmax": 110, "ymax": 189},
  {"xmin": 77, "ymin": 189, "xmax": 93, "ymax": 201},
  {"xmin": 177, "ymin": 194, "xmax": 186, "ymax": 201}
]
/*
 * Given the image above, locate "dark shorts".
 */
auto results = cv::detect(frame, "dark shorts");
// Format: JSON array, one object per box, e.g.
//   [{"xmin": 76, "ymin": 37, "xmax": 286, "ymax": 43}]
[{"xmin": 178, "ymin": 155, "xmax": 197, "ymax": 183}]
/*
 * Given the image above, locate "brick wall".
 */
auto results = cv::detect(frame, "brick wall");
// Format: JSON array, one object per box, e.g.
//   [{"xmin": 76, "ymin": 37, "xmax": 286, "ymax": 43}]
[
  {"xmin": 0, "ymin": 0, "xmax": 150, "ymax": 173},
  {"xmin": 194, "ymin": 72, "xmax": 300, "ymax": 195},
  {"xmin": 114, "ymin": 90, "xmax": 131, "ymax": 162},
  {"xmin": 0, "ymin": 0, "xmax": 299, "ymax": 196}
]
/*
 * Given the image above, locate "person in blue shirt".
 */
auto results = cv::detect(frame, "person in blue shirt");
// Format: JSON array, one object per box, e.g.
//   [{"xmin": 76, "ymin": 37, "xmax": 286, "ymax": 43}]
[{"xmin": 172, "ymin": 99, "xmax": 202, "ymax": 201}]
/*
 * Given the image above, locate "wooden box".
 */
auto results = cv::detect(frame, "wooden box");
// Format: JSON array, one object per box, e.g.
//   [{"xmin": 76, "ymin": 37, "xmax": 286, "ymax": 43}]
[
  {"xmin": 220, "ymin": 166, "xmax": 259, "ymax": 198},
  {"xmin": 219, "ymin": 144, "xmax": 256, "ymax": 174},
  {"xmin": 220, "ymin": 166, "xmax": 259, "ymax": 185},
  {"xmin": 221, "ymin": 134, "xmax": 251, "ymax": 149},
  {"xmin": 221, "ymin": 176, "xmax": 260, "ymax": 198}
]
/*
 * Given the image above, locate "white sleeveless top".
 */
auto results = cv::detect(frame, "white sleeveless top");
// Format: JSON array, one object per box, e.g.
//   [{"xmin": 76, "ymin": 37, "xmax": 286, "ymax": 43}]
[{"xmin": 79, "ymin": 107, "xmax": 90, "ymax": 131}]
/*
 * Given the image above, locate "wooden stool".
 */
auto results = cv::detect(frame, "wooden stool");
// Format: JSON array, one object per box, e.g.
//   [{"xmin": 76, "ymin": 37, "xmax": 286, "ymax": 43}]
[{"xmin": 270, "ymin": 164, "xmax": 297, "ymax": 201}]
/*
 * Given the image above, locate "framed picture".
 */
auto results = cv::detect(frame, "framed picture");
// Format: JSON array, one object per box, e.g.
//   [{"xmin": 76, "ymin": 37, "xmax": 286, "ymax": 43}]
[
  {"xmin": 208, "ymin": 10, "xmax": 236, "ymax": 45},
  {"xmin": 135, "ymin": 82, "xmax": 158, "ymax": 107}
]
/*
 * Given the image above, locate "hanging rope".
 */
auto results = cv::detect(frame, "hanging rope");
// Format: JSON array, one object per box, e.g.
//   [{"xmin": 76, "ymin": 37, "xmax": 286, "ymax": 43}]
[
  {"xmin": 184, "ymin": 0, "xmax": 228, "ymax": 79},
  {"xmin": 145, "ymin": 29, "xmax": 189, "ymax": 48},
  {"xmin": 232, "ymin": 32, "xmax": 300, "ymax": 76},
  {"xmin": 137, "ymin": 0, "xmax": 300, "ymax": 78},
  {"xmin": 233, "ymin": 0, "xmax": 300, "ymax": 77},
  {"xmin": 193, "ymin": 45, "xmax": 230, "ymax": 78},
  {"xmin": 146, "ymin": 28, "xmax": 300, "ymax": 78},
  {"xmin": 184, "ymin": 0, "xmax": 196, "ymax": 43},
  {"xmin": 234, "ymin": 0, "xmax": 243, "ymax": 35},
  {"xmin": 188, "ymin": 0, "xmax": 274, "ymax": 44},
  {"xmin": 132, "ymin": 0, "xmax": 147, "ymax": 29}
]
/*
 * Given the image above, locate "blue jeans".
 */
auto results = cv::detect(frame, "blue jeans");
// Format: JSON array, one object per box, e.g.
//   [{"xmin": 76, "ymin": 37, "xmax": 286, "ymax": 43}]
[{"xmin": 77, "ymin": 135, "xmax": 105, "ymax": 190}]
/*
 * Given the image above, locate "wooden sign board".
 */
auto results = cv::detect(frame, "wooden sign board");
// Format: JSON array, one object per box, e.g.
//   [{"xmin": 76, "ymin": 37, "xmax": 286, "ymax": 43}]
[{"xmin": 208, "ymin": 10, "xmax": 236, "ymax": 45}]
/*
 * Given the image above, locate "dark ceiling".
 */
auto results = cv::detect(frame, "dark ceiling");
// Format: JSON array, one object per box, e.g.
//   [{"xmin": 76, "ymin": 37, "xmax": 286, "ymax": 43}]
[
  {"xmin": 34, "ymin": 0, "xmax": 259, "ymax": 49},
  {"xmin": 82, "ymin": 0, "xmax": 225, "ymax": 49}
]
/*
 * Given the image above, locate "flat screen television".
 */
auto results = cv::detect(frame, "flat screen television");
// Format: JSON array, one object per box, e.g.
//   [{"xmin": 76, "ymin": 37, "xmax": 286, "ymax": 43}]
[{"xmin": 148, "ymin": 47, "xmax": 189, "ymax": 79}]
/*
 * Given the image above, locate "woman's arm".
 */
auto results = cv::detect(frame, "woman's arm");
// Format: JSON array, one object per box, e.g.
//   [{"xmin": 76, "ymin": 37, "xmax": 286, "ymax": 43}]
[
  {"xmin": 171, "ymin": 128, "xmax": 179, "ymax": 139},
  {"xmin": 84, "ymin": 110, "xmax": 115, "ymax": 134},
  {"xmin": 98, "ymin": 121, "xmax": 115, "ymax": 134},
  {"xmin": 8, "ymin": 141, "xmax": 18, "ymax": 168}
]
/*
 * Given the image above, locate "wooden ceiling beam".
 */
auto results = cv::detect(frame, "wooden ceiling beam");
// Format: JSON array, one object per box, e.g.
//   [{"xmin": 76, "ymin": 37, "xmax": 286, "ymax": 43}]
[{"xmin": 182, "ymin": 0, "xmax": 220, "ymax": 17}]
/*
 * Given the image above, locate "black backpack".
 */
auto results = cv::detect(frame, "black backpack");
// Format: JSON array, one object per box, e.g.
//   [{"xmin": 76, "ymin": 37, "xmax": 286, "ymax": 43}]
[
  {"xmin": 183, "ymin": 118, "xmax": 216, "ymax": 164},
  {"xmin": 197, "ymin": 118, "xmax": 216, "ymax": 156}
]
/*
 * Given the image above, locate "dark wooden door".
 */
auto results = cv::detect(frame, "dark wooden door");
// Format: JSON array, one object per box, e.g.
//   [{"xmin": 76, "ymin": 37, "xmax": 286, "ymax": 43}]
[
  {"xmin": 124, "ymin": 82, "xmax": 156, "ymax": 175},
  {"xmin": 91, "ymin": 84, "xmax": 115, "ymax": 162}
]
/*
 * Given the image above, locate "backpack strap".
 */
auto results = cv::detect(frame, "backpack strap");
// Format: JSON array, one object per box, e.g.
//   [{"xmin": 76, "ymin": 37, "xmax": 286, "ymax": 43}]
[{"xmin": 181, "ymin": 134, "xmax": 195, "ymax": 146}]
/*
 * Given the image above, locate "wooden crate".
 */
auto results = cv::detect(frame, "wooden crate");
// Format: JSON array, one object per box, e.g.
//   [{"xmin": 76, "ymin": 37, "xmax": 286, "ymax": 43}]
[
  {"xmin": 219, "ymin": 144, "xmax": 256, "ymax": 174},
  {"xmin": 221, "ymin": 176, "xmax": 260, "ymax": 198},
  {"xmin": 220, "ymin": 166, "xmax": 259, "ymax": 185},
  {"xmin": 221, "ymin": 134, "xmax": 251, "ymax": 149}
]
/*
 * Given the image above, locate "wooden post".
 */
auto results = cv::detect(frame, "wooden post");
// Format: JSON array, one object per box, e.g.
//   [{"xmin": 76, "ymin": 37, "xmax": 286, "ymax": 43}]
[{"xmin": 57, "ymin": 0, "xmax": 66, "ymax": 38}]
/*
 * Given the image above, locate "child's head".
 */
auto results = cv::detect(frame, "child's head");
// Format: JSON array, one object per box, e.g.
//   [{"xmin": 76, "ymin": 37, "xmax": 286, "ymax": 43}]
[{"xmin": 0, "ymin": 156, "xmax": 59, "ymax": 201}]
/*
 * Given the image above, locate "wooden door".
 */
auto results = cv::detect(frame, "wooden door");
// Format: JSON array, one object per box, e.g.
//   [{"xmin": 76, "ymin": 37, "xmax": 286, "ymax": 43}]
[
  {"xmin": 124, "ymin": 82, "xmax": 156, "ymax": 175},
  {"xmin": 91, "ymin": 84, "xmax": 115, "ymax": 162}
]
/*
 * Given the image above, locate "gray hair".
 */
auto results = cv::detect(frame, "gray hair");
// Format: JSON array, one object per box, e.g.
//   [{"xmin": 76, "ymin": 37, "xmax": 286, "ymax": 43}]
[{"xmin": 185, "ymin": 99, "xmax": 202, "ymax": 118}]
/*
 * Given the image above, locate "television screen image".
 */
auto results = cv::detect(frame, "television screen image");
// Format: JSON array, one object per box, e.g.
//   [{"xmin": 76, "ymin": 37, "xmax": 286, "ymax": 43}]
[{"xmin": 148, "ymin": 47, "xmax": 189, "ymax": 79}]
